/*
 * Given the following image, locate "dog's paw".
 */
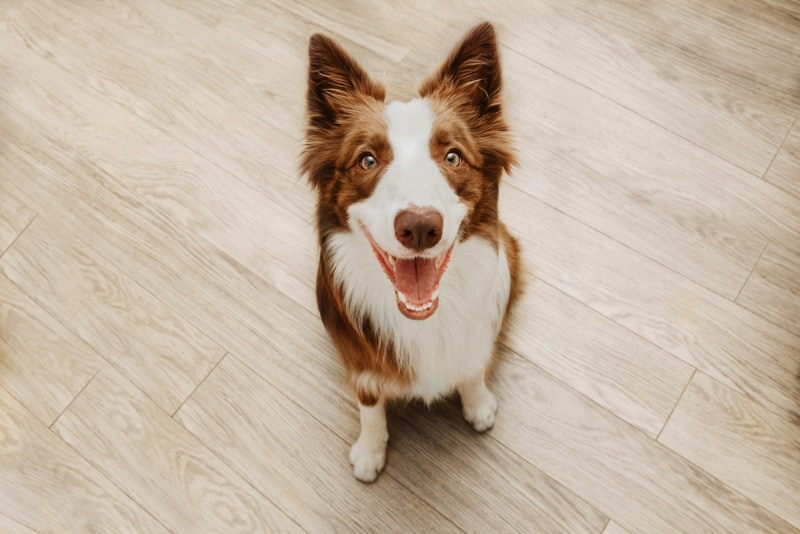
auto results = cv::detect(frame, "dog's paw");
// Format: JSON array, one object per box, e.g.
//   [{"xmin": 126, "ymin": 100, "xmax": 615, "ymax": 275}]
[
  {"xmin": 463, "ymin": 390, "xmax": 498, "ymax": 432},
  {"xmin": 349, "ymin": 437, "xmax": 387, "ymax": 482}
]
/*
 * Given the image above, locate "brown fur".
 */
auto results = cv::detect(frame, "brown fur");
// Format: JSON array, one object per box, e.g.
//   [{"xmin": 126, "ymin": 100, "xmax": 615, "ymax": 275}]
[
  {"xmin": 303, "ymin": 23, "xmax": 519, "ymax": 405},
  {"xmin": 303, "ymin": 34, "xmax": 409, "ymax": 403}
]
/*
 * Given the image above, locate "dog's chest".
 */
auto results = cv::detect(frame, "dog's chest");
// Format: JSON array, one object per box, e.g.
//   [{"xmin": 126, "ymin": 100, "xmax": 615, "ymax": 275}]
[{"xmin": 329, "ymin": 233, "xmax": 511, "ymax": 400}]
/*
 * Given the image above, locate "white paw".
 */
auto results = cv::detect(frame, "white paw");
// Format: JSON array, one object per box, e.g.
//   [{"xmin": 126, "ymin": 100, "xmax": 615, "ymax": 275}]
[
  {"xmin": 349, "ymin": 437, "xmax": 387, "ymax": 482},
  {"xmin": 463, "ymin": 391, "xmax": 498, "ymax": 432}
]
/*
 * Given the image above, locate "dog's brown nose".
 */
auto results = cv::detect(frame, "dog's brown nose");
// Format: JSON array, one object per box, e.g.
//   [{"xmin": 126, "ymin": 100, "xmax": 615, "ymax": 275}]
[{"xmin": 394, "ymin": 207, "xmax": 443, "ymax": 251}]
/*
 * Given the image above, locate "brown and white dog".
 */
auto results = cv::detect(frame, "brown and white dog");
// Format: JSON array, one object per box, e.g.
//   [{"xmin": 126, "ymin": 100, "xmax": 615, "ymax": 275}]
[{"xmin": 302, "ymin": 22, "xmax": 519, "ymax": 482}]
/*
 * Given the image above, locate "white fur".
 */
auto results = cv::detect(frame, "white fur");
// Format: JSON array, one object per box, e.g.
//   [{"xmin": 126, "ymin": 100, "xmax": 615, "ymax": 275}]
[
  {"xmin": 330, "ymin": 98, "xmax": 511, "ymax": 482},
  {"xmin": 347, "ymin": 99, "xmax": 467, "ymax": 260},
  {"xmin": 328, "ymin": 226, "xmax": 511, "ymax": 402},
  {"xmin": 349, "ymin": 398, "xmax": 388, "ymax": 482}
]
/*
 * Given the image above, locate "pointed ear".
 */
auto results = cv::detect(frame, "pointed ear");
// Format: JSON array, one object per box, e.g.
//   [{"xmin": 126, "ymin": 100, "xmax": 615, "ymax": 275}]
[
  {"xmin": 418, "ymin": 22, "xmax": 502, "ymax": 115},
  {"xmin": 306, "ymin": 34, "xmax": 385, "ymax": 127}
]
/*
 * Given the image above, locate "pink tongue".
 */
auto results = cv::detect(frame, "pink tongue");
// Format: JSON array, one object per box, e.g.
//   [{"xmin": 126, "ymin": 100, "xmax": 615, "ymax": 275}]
[{"xmin": 394, "ymin": 257, "xmax": 438, "ymax": 305}]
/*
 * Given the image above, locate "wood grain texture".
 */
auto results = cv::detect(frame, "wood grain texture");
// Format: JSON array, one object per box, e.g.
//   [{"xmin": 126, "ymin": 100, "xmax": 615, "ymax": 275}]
[
  {"xmin": 501, "ymin": 185, "xmax": 800, "ymax": 419},
  {"xmin": 387, "ymin": 399, "xmax": 608, "ymax": 532},
  {"xmin": 0, "ymin": 513, "xmax": 38, "ymax": 534},
  {"xmin": 501, "ymin": 42, "xmax": 800, "ymax": 300},
  {"xmin": 1, "ymin": 217, "xmax": 226, "ymax": 414},
  {"xmin": 505, "ymin": 275, "xmax": 693, "ymax": 436},
  {"xmin": 660, "ymin": 372, "xmax": 800, "ymax": 529},
  {"xmin": 491, "ymin": 347, "xmax": 795, "ymax": 533},
  {"xmin": 52, "ymin": 366, "xmax": 300, "ymax": 532},
  {"xmin": 0, "ymin": 28, "xmax": 318, "ymax": 315},
  {"xmin": 0, "ymin": 0, "xmax": 311, "ymax": 214},
  {"xmin": 0, "ymin": 272, "xmax": 103, "ymax": 426},
  {"xmin": 738, "ymin": 241, "xmax": 800, "ymax": 336},
  {"xmin": 766, "ymin": 119, "xmax": 800, "ymax": 200},
  {"xmin": 0, "ymin": 0, "xmax": 798, "ymax": 530},
  {"xmin": 496, "ymin": 0, "xmax": 799, "ymax": 176},
  {"xmin": 0, "ymin": 386, "xmax": 166, "ymax": 532},
  {"xmin": 176, "ymin": 355, "xmax": 462, "ymax": 532},
  {"xmin": 603, "ymin": 520, "xmax": 633, "ymax": 534},
  {"xmin": 0, "ymin": 181, "xmax": 35, "ymax": 257},
  {"xmin": 1, "ymin": 136, "xmax": 357, "ymax": 440}
]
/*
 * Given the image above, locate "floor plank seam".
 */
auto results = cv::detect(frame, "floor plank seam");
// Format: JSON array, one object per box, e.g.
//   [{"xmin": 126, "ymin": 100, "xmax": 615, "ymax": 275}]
[
  {"xmin": 48, "ymin": 365, "xmax": 105, "ymax": 431},
  {"xmin": 46, "ymin": 386, "xmax": 179, "ymax": 533},
  {"xmin": 509, "ymin": 182, "xmax": 745, "ymax": 303},
  {"xmin": 734, "ymin": 240, "xmax": 770, "ymax": 304},
  {"xmin": 529, "ymin": 277, "xmax": 691, "ymax": 374},
  {"xmin": 423, "ymin": 400, "xmax": 612, "ymax": 528},
  {"xmin": 0, "ymin": 213, "xmax": 37, "ymax": 261},
  {"xmin": 501, "ymin": 340, "xmax": 672, "ymax": 441},
  {"xmin": 2, "ymin": 16, "xmax": 305, "ymax": 241},
  {"xmin": 172, "ymin": 353, "xmax": 454, "ymax": 533},
  {"xmin": 170, "ymin": 352, "xmax": 229, "ymax": 418},
  {"xmin": 502, "ymin": 43, "xmax": 789, "ymax": 182},
  {"xmin": 760, "ymin": 116, "xmax": 798, "ymax": 182},
  {"xmin": 655, "ymin": 368, "xmax": 697, "ymax": 443}
]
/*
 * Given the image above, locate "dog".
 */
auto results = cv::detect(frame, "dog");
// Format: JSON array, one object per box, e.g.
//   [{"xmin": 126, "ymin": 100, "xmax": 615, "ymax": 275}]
[{"xmin": 301, "ymin": 22, "xmax": 519, "ymax": 482}]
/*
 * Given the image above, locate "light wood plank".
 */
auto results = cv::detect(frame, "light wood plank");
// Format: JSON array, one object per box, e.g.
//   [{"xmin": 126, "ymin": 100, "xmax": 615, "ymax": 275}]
[
  {"xmin": 491, "ymin": 347, "xmax": 795, "ymax": 533},
  {"xmin": 160, "ymin": 0, "xmax": 246, "ymax": 28},
  {"xmin": 603, "ymin": 520, "xmax": 632, "ymax": 534},
  {"xmin": 0, "ymin": 386, "xmax": 166, "ymax": 532},
  {"xmin": 0, "ymin": 180, "xmax": 35, "ymax": 256},
  {"xmin": 594, "ymin": 0, "xmax": 800, "ymax": 98},
  {"xmin": 386, "ymin": 400, "xmax": 608, "ymax": 532},
  {"xmin": 0, "ymin": 0, "xmax": 311, "ymax": 214},
  {"xmin": 0, "ymin": 271, "xmax": 103, "ymax": 426},
  {"xmin": 0, "ymin": 217, "xmax": 226, "ymax": 414},
  {"xmin": 501, "ymin": 45, "xmax": 799, "ymax": 300},
  {"xmin": 497, "ymin": 0, "xmax": 798, "ymax": 176},
  {"xmin": 501, "ymin": 185, "xmax": 800, "ymax": 418},
  {"xmin": 0, "ymin": 27, "xmax": 318, "ymax": 315},
  {"xmin": 1, "ymin": 138, "xmax": 358, "ymax": 439},
  {"xmin": 220, "ymin": 1, "xmax": 423, "ymax": 102},
  {"xmin": 0, "ymin": 514, "xmax": 37, "ymax": 534},
  {"xmin": 766, "ymin": 119, "xmax": 800, "ymax": 200},
  {"xmin": 52, "ymin": 366, "xmax": 301, "ymax": 532},
  {"xmin": 505, "ymin": 275, "xmax": 693, "ymax": 436},
  {"xmin": 176, "ymin": 355, "xmax": 461, "ymax": 532},
  {"xmin": 737, "ymin": 241, "xmax": 800, "ymax": 336},
  {"xmin": 660, "ymin": 372, "xmax": 800, "ymax": 529}
]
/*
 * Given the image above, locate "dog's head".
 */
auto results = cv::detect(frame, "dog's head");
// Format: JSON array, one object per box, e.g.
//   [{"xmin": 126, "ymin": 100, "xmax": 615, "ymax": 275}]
[{"xmin": 302, "ymin": 23, "xmax": 514, "ymax": 320}]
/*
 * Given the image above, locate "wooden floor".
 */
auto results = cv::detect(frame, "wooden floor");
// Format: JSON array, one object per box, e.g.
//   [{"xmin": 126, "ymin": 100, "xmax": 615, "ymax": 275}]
[{"xmin": 1, "ymin": 0, "xmax": 799, "ymax": 532}]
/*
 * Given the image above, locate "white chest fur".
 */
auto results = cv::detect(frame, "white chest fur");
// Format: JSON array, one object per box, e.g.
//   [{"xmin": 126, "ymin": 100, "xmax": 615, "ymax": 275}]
[{"xmin": 327, "ymin": 231, "xmax": 511, "ymax": 402}]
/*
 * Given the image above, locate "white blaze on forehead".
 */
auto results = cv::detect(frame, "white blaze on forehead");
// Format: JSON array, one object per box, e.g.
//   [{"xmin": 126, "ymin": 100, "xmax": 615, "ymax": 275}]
[
  {"xmin": 347, "ymin": 99, "xmax": 467, "ymax": 257},
  {"xmin": 386, "ymin": 99, "xmax": 433, "ymax": 156}
]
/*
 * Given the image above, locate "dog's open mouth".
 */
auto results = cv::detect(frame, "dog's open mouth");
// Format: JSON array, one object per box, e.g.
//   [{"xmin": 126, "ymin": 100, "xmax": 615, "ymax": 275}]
[{"xmin": 361, "ymin": 225, "xmax": 453, "ymax": 320}]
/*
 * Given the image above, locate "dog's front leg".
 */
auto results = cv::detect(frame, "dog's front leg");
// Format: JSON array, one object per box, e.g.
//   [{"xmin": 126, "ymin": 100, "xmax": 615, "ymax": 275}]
[
  {"xmin": 349, "ymin": 396, "xmax": 388, "ymax": 482},
  {"xmin": 458, "ymin": 372, "xmax": 498, "ymax": 432}
]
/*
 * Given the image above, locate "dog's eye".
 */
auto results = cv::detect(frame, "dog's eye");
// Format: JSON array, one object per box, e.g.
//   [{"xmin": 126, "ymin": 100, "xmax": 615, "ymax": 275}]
[
  {"xmin": 444, "ymin": 151, "xmax": 461, "ymax": 167},
  {"xmin": 360, "ymin": 155, "xmax": 377, "ymax": 170}
]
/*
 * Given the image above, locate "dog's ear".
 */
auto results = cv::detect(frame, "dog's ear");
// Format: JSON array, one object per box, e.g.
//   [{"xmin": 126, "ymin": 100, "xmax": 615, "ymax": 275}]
[
  {"xmin": 419, "ymin": 22, "xmax": 503, "ymax": 116},
  {"xmin": 306, "ymin": 34, "xmax": 385, "ymax": 127}
]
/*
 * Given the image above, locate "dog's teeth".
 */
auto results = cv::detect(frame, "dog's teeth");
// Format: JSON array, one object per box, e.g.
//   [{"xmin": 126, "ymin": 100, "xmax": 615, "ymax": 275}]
[
  {"xmin": 431, "ymin": 289, "xmax": 439, "ymax": 300},
  {"xmin": 397, "ymin": 291, "xmax": 408, "ymax": 305},
  {"xmin": 388, "ymin": 255, "xmax": 396, "ymax": 266}
]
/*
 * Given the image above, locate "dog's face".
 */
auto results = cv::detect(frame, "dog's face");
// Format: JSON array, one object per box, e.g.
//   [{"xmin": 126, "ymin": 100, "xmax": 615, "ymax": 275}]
[{"xmin": 302, "ymin": 23, "xmax": 514, "ymax": 320}]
